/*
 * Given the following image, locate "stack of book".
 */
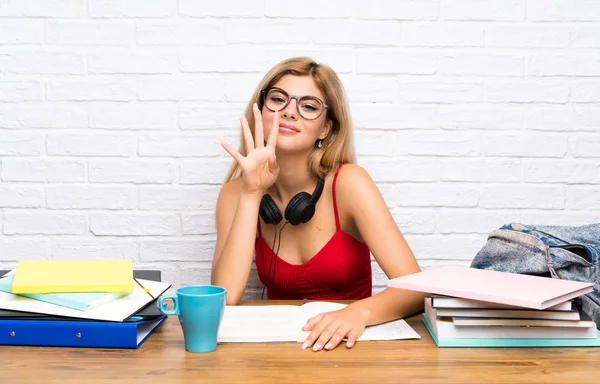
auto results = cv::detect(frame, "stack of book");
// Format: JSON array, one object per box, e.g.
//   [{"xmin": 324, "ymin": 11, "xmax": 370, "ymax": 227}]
[
  {"xmin": 0, "ymin": 260, "xmax": 171, "ymax": 349},
  {"xmin": 389, "ymin": 266, "xmax": 600, "ymax": 348},
  {"xmin": 423, "ymin": 295, "xmax": 599, "ymax": 347}
]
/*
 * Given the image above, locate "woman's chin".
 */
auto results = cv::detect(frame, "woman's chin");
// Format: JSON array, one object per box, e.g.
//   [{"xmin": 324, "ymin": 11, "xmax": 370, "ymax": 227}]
[{"xmin": 275, "ymin": 142, "xmax": 313, "ymax": 154}]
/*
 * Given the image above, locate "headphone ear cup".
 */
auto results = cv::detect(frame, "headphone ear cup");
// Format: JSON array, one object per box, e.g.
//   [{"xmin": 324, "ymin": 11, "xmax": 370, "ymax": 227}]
[
  {"xmin": 284, "ymin": 192, "xmax": 314, "ymax": 226},
  {"xmin": 259, "ymin": 194, "xmax": 282, "ymax": 225}
]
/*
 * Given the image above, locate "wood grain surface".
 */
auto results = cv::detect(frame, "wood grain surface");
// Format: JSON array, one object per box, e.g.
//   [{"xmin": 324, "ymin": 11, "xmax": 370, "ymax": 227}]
[{"xmin": 1, "ymin": 300, "xmax": 597, "ymax": 384}]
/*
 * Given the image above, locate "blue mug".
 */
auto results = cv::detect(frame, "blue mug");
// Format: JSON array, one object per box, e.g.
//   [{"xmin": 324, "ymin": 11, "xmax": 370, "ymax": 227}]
[{"xmin": 158, "ymin": 285, "xmax": 226, "ymax": 353}]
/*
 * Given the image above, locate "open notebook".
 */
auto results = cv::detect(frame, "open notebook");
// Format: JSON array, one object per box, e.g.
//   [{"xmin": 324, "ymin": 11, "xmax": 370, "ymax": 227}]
[{"xmin": 218, "ymin": 301, "xmax": 420, "ymax": 343}]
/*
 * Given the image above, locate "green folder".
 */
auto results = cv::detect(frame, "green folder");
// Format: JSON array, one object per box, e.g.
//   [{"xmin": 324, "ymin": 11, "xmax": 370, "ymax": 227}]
[{"xmin": 423, "ymin": 313, "xmax": 600, "ymax": 348}]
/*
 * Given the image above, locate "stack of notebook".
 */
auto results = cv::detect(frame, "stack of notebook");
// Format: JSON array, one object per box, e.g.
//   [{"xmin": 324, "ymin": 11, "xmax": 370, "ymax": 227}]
[
  {"xmin": 389, "ymin": 266, "xmax": 600, "ymax": 347},
  {"xmin": 0, "ymin": 260, "xmax": 171, "ymax": 349}
]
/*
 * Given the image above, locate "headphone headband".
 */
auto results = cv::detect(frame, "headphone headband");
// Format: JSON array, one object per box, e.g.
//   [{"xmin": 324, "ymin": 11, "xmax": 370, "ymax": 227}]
[{"xmin": 311, "ymin": 177, "xmax": 325, "ymax": 204}]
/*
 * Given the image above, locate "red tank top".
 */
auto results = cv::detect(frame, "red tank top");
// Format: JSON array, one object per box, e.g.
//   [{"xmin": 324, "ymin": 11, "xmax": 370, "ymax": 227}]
[{"xmin": 255, "ymin": 164, "xmax": 372, "ymax": 300}]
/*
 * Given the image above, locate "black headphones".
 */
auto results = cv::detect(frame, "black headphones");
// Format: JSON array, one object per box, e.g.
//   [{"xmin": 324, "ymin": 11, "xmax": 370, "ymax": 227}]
[{"xmin": 259, "ymin": 178, "xmax": 325, "ymax": 226}]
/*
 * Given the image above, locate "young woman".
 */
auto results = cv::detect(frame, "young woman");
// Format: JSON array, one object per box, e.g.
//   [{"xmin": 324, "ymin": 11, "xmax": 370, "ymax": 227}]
[{"xmin": 211, "ymin": 57, "xmax": 425, "ymax": 352}]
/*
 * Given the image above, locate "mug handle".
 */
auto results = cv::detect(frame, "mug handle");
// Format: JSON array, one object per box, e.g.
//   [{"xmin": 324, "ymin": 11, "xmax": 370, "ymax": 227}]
[{"xmin": 158, "ymin": 295, "xmax": 179, "ymax": 315}]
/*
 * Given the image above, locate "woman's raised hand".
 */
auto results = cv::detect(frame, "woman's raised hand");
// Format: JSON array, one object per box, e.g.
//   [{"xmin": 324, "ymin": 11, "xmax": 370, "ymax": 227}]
[{"xmin": 222, "ymin": 103, "xmax": 280, "ymax": 195}]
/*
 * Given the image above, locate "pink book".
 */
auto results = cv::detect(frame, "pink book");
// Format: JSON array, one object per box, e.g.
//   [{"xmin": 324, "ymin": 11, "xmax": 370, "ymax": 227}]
[{"xmin": 388, "ymin": 266, "xmax": 594, "ymax": 310}]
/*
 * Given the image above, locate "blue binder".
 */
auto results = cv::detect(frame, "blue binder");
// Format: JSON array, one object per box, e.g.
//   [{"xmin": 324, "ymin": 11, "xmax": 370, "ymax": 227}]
[{"xmin": 0, "ymin": 315, "xmax": 167, "ymax": 349}]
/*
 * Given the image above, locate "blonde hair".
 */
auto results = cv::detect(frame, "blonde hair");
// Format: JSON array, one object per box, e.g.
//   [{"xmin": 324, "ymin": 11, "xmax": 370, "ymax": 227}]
[{"xmin": 225, "ymin": 57, "xmax": 356, "ymax": 182}]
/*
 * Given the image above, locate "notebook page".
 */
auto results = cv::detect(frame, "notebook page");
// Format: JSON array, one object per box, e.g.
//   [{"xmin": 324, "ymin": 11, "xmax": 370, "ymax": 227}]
[
  {"xmin": 218, "ymin": 305, "xmax": 303, "ymax": 343},
  {"xmin": 298, "ymin": 301, "xmax": 421, "ymax": 341},
  {"xmin": 360, "ymin": 319, "xmax": 421, "ymax": 341}
]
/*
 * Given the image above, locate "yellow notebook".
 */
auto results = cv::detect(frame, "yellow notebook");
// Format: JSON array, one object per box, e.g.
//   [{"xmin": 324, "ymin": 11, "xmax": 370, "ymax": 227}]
[{"xmin": 11, "ymin": 260, "xmax": 134, "ymax": 294}]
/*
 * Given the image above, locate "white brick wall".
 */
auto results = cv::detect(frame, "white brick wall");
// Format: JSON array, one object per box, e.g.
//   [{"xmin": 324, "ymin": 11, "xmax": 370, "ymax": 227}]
[{"xmin": 1, "ymin": 0, "xmax": 599, "ymax": 297}]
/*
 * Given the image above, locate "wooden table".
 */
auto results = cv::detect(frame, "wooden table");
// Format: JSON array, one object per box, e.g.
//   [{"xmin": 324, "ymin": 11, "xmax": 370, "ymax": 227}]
[{"xmin": 2, "ymin": 300, "xmax": 599, "ymax": 384}]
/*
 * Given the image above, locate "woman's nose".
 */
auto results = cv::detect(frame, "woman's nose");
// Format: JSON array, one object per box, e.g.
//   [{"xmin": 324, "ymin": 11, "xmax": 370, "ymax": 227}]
[{"xmin": 282, "ymin": 98, "xmax": 299, "ymax": 120}]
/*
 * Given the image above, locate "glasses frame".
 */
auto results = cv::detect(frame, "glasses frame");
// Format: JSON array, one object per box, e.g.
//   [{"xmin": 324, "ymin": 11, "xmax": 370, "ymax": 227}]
[{"xmin": 261, "ymin": 87, "xmax": 329, "ymax": 121}]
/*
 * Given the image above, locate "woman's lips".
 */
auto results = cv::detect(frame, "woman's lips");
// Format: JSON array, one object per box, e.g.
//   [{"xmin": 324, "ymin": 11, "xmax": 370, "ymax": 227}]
[{"xmin": 278, "ymin": 124, "xmax": 298, "ymax": 134}]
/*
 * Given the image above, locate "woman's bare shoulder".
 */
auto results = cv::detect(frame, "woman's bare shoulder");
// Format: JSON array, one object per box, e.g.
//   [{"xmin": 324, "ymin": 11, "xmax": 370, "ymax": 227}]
[
  {"xmin": 335, "ymin": 163, "xmax": 374, "ymax": 189},
  {"xmin": 334, "ymin": 164, "xmax": 380, "ymax": 211}
]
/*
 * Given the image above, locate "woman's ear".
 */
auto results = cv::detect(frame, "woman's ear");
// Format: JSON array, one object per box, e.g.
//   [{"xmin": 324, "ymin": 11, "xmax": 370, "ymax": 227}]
[{"xmin": 319, "ymin": 119, "xmax": 333, "ymax": 140}]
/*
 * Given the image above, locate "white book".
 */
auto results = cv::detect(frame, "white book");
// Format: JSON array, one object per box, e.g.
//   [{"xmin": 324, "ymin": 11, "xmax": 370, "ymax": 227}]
[
  {"xmin": 217, "ymin": 301, "xmax": 421, "ymax": 343},
  {"xmin": 435, "ymin": 306, "xmax": 580, "ymax": 321},
  {"xmin": 452, "ymin": 316, "xmax": 595, "ymax": 328},
  {"xmin": 431, "ymin": 294, "xmax": 574, "ymax": 311}
]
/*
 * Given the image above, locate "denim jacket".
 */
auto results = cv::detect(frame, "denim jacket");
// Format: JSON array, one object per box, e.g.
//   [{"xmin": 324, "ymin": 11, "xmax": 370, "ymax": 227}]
[{"xmin": 470, "ymin": 223, "xmax": 600, "ymax": 328}]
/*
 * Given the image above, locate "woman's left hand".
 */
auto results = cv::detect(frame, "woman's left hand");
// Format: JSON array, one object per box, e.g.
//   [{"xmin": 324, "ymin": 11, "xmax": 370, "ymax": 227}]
[{"xmin": 301, "ymin": 306, "xmax": 370, "ymax": 351}]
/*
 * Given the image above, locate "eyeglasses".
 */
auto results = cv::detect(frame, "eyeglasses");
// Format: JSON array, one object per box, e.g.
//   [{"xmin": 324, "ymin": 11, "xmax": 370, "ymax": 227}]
[{"xmin": 261, "ymin": 87, "xmax": 328, "ymax": 120}]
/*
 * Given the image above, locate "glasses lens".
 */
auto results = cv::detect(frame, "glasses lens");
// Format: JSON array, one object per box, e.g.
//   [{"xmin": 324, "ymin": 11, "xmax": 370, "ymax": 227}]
[
  {"xmin": 264, "ymin": 89, "xmax": 288, "ymax": 112},
  {"xmin": 298, "ymin": 97, "xmax": 324, "ymax": 120},
  {"xmin": 264, "ymin": 89, "xmax": 325, "ymax": 120}
]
